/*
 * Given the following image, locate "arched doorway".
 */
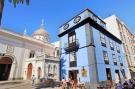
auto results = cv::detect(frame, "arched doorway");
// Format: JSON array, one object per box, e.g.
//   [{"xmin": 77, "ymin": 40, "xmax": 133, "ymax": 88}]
[
  {"xmin": 37, "ymin": 67, "xmax": 41, "ymax": 79},
  {"xmin": 0, "ymin": 57, "xmax": 12, "ymax": 81},
  {"xmin": 27, "ymin": 63, "xmax": 32, "ymax": 79}
]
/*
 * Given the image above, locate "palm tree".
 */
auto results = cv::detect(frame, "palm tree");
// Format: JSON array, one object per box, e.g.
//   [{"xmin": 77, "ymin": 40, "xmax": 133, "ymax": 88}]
[{"xmin": 0, "ymin": 0, "xmax": 30, "ymax": 25}]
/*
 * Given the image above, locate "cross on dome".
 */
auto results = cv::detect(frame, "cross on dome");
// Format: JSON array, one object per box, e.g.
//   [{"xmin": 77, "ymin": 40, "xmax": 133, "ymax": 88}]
[{"xmin": 41, "ymin": 19, "xmax": 44, "ymax": 27}]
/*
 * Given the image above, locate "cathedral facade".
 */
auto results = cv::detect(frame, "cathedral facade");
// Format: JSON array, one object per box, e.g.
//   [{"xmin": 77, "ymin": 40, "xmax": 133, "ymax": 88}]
[{"xmin": 0, "ymin": 24, "xmax": 60, "ymax": 81}]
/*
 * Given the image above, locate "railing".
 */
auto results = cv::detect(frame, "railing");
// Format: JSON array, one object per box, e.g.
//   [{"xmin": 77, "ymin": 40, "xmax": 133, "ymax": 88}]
[{"xmin": 64, "ymin": 39, "xmax": 79, "ymax": 53}]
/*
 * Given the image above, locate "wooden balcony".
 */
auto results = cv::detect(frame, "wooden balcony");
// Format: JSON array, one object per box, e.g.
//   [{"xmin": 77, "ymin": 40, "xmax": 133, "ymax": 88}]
[{"xmin": 64, "ymin": 39, "xmax": 79, "ymax": 53}]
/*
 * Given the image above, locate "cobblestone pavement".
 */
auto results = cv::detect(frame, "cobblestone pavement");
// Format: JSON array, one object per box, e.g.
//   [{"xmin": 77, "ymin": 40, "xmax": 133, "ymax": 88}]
[{"xmin": 0, "ymin": 80, "xmax": 61, "ymax": 89}]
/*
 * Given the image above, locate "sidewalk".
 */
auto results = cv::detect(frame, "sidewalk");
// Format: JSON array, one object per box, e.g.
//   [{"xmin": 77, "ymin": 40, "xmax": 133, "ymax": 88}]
[
  {"xmin": 41, "ymin": 87, "xmax": 60, "ymax": 89},
  {"xmin": 0, "ymin": 80, "xmax": 33, "ymax": 89},
  {"xmin": 0, "ymin": 80, "xmax": 61, "ymax": 89}
]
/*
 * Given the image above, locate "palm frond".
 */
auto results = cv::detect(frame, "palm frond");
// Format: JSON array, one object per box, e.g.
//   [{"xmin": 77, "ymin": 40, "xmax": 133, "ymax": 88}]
[{"xmin": 10, "ymin": 0, "xmax": 30, "ymax": 7}]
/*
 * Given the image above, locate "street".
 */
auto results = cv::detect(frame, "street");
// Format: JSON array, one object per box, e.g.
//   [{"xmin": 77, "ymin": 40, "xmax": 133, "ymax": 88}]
[{"xmin": 0, "ymin": 80, "xmax": 61, "ymax": 89}]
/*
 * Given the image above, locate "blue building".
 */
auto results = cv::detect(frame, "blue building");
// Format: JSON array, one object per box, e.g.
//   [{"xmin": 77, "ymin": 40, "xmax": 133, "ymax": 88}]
[{"xmin": 58, "ymin": 9, "xmax": 131, "ymax": 89}]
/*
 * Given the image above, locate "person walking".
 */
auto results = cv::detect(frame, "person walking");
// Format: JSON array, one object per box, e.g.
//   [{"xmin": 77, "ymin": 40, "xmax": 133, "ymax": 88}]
[
  {"xmin": 61, "ymin": 77, "xmax": 66, "ymax": 89},
  {"xmin": 133, "ymin": 79, "xmax": 135, "ymax": 89},
  {"xmin": 32, "ymin": 75, "xmax": 36, "ymax": 86},
  {"xmin": 128, "ymin": 79, "xmax": 134, "ymax": 89},
  {"xmin": 117, "ymin": 81, "xmax": 122, "ymax": 89},
  {"xmin": 123, "ymin": 81, "xmax": 128, "ymax": 89}
]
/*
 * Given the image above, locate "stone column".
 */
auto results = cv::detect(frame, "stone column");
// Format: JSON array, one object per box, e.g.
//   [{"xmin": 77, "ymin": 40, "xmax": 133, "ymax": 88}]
[{"xmin": 9, "ymin": 62, "xmax": 16, "ymax": 80}]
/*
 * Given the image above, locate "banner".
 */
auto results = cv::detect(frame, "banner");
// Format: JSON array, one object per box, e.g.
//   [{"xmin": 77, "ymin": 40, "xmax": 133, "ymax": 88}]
[{"xmin": 81, "ymin": 66, "xmax": 87, "ymax": 77}]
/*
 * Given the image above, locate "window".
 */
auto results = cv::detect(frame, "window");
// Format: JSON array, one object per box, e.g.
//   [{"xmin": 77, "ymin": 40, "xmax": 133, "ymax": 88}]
[
  {"xmin": 116, "ymin": 43, "xmax": 120, "ymax": 53},
  {"xmin": 103, "ymin": 51, "xmax": 109, "ymax": 64},
  {"xmin": 109, "ymin": 39, "xmax": 114, "ymax": 50},
  {"xmin": 69, "ymin": 51, "xmax": 77, "ymax": 67},
  {"xmin": 115, "ymin": 70, "xmax": 121, "ymax": 81},
  {"xmin": 106, "ymin": 68, "xmax": 112, "ymax": 81},
  {"xmin": 48, "ymin": 65, "xmax": 51, "ymax": 74},
  {"xmin": 57, "ymin": 50, "xmax": 60, "ymax": 57},
  {"xmin": 112, "ymin": 54, "xmax": 117, "ymax": 65},
  {"xmin": 53, "ymin": 65, "xmax": 57, "ymax": 75},
  {"xmin": 119, "ymin": 56, "xmax": 123, "ymax": 66},
  {"xmin": 0, "ymin": 53, "xmax": 5, "ymax": 56},
  {"xmin": 54, "ymin": 48, "xmax": 60, "ymax": 57},
  {"xmin": 29, "ymin": 50, "xmax": 35, "ymax": 58},
  {"xmin": 100, "ymin": 33, "xmax": 106, "ymax": 47},
  {"xmin": 68, "ymin": 31, "xmax": 76, "ymax": 44}
]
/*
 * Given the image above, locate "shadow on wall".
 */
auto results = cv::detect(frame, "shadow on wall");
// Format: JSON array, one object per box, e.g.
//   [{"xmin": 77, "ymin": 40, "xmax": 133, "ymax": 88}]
[{"xmin": 60, "ymin": 57, "xmax": 67, "ymax": 80}]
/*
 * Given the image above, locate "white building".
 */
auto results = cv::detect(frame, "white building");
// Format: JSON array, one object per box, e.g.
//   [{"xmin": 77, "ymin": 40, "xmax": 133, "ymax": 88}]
[
  {"xmin": 104, "ymin": 15, "xmax": 135, "ymax": 78},
  {"xmin": 0, "ymin": 23, "xmax": 60, "ymax": 81}
]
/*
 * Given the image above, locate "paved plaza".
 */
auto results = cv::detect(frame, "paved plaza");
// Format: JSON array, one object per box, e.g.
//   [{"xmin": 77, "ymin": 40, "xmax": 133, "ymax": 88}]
[{"xmin": 0, "ymin": 80, "xmax": 61, "ymax": 89}]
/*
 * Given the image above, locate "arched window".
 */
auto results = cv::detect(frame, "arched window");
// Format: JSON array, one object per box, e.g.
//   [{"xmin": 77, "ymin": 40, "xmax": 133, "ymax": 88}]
[
  {"xmin": 48, "ymin": 64, "xmax": 51, "ymax": 74},
  {"xmin": 57, "ymin": 50, "xmax": 60, "ymax": 57},
  {"xmin": 29, "ymin": 50, "xmax": 35, "ymax": 58},
  {"xmin": 53, "ymin": 65, "xmax": 57, "ymax": 75},
  {"xmin": 54, "ymin": 47, "xmax": 60, "ymax": 57}
]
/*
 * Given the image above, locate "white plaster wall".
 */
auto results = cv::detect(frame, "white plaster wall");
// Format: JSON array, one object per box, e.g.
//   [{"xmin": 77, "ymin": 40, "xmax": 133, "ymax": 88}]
[
  {"xmin": 0, "ymin": 43, "xmax": 7, "ymax": 53},
  {"xmin": 0, "ymin": 35, "xmax": 25, "ymax": 79},
  {"xmin": 0, "ymin": 30, "xmax": 60, "ymax": 81},
  {"xmin": 12, "ymin": 46, "xmax": 25, "ymax": 79},
  {"xmin": 104, "ymin": 15, "xmax": 121, "ymax": 40}
]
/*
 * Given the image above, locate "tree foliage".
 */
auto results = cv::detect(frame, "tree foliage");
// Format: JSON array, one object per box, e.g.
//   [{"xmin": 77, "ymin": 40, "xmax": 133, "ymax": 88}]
[
  {"xmin": 0, "ymin": 0, "xmax": 30, "ymax": 25},
  {"xmin": 8, "ymin": 0, "xmax": 30, "ymax": 7}
]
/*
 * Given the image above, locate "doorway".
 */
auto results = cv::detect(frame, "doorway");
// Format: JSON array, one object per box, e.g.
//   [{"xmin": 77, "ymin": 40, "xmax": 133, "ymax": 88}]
[
  {"xmin": 106, "ymin": 68, "xmax": 112, "ymax": 85},
  {"xmin": 0, "ymin": 57, "xmax": 12, "ymax": 81},
  {"xmin": 27, "ymin": 63, "xmax": 33, "ymax": 79},
  {"xmin": 115, "ymin": 70, "xmax": 121, "ymax": 83},
  {"xmin": 37, "ymin": 67, "xmax": 41, "ymax": 79},
  {"xmin": 69, "ymin": 70, "xmax": 78, "ymax": 83}
]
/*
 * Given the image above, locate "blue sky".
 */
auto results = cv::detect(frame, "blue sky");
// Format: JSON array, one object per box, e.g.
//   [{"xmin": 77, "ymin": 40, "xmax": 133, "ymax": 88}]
[{"xmin": 1, "ymin": 0, "xmax": 135, "ymax": 42}]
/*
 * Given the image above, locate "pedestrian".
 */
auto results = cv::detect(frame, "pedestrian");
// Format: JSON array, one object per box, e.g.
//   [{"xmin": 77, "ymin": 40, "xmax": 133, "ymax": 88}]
[
  {"xmin": 133, "ymin": 79, "xmax": 135, "ymax": 88},
  {"xmin": 117, "ymin": 80, "xmax": 122, "ymax": 89},
  {"xmin": 61, "ymin": 77, "xmax": 66, "ymax": 89},
  {"xmin": 123, "ymin": 81, "xmax": 128, "ymax": 89},
  {"xmin": 128, "ymin": 79, "xmax": 133, "ymax": 89},
  {"xmin": 32, "ymin": 75, "xmax": 36, "ymax": 86}
]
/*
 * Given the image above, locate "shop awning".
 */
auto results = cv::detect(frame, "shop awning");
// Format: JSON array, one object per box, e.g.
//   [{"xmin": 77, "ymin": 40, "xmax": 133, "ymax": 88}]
[{"xmin": 129, "ymin": 68, "xmax": 135, "ymax": 72}]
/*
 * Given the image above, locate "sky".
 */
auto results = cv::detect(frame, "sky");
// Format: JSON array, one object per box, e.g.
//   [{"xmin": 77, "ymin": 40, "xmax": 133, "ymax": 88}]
[{"xmin": 1, "ymin": 0, "xmax": 135, "ymax": 42}]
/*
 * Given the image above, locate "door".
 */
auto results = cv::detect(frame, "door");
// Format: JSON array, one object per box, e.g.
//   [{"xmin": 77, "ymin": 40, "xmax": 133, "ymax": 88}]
[
  {"xmin": 115, "ymin": 70, "xmax": 121, "ymax": 83},
  {"xmin": 106, "ymin": 68, "xmax": 113, "ymax": 86},
  {"xmin": 38, "ymin": 67, "xmax": 41, "ymax": 79},
  {"xmin": 0, "ymin": 57, "xmax": 12, "ymax": 81},
  {"xmin": 27, "ymin": 63, "xmax": 32, "ymax": 79},
  {"xmin": 69, "ymin": 70, "xmax": 78, "ymax": 83}
]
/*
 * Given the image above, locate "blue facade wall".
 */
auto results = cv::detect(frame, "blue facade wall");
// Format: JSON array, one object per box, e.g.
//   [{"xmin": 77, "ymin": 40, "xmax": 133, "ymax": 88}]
[
  {"xmin": 76, "ymin": 25, "xmax": 90, "ymax": 82},
  {"xmin": 60, "ymin": 24, "xmax": 130, "ymax": 83},
  {"xmin": 92, "ymin": 27, "xmax": 130, "ymax": 82},
  {"xmin": 60, "ymin": 25, "xmax": 90, "ymax": 82}
]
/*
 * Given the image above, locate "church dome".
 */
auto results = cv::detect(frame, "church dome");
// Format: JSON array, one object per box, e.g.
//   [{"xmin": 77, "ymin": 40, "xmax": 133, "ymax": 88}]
[
  {"xmin": 32, "ymin": 27, "xmax": 49, "ymax": 36},
  {"xmin": 32, "ymin": 19, "xmax": 50, "ymax": 42}
]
